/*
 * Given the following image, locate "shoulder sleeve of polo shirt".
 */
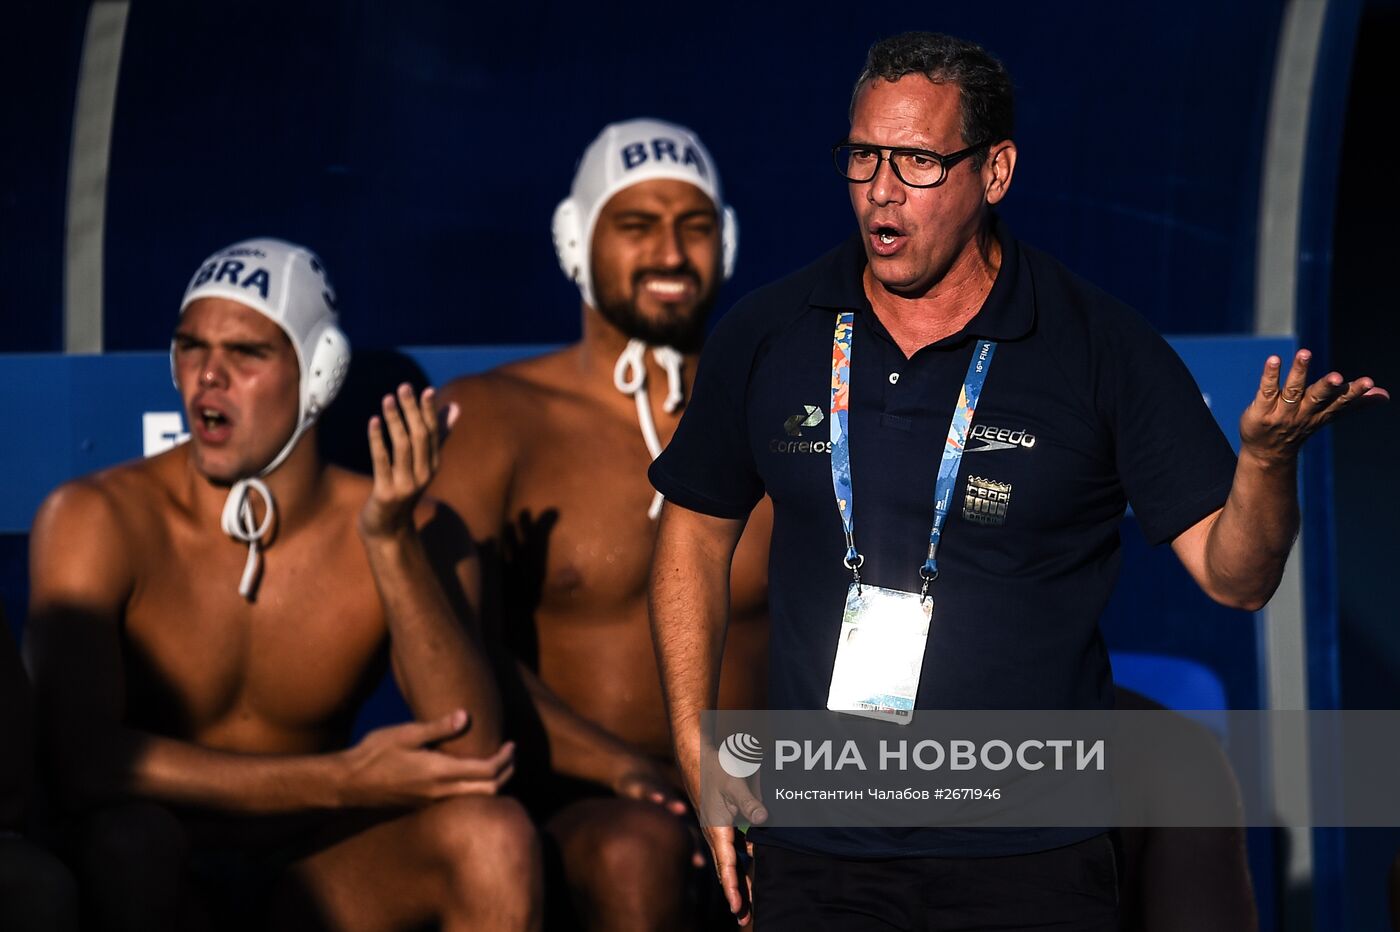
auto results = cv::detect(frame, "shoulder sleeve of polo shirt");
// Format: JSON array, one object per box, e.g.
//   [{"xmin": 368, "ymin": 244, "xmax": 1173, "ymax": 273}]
[
  {"xmin": 1103, "ymin": 309, "xmax": 1238, "ymax": 546},
  {"xmin": 649, "ymin": 295, "xmax": 767, "ymax": 520}
]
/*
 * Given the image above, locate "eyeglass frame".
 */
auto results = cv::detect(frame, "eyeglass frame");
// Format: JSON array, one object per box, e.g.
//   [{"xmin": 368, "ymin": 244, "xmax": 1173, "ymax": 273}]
[{"xmin": 832, "ymin": 139, "xmax": 994, "ymax": 189}]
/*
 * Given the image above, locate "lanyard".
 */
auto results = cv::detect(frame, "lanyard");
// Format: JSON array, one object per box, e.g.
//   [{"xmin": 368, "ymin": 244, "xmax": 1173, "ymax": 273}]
[{"xmin": 829, "ymin": 310, "xmax": 996, "ymax": 598}]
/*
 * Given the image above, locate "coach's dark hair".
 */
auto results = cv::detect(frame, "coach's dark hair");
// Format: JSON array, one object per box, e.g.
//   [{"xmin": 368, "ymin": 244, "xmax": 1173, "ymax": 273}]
[{"xmin": 851, "ymin": 32, "xmax": 1014, "ymax": 168}]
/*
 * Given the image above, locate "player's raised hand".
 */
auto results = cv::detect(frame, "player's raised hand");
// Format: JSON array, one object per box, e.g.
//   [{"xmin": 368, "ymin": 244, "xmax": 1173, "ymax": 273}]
[
  {"xmin": 1240, "ymin": 349, "xmax": 1387, "ymax": 466},
  {"xmin": 361, "ymin": 384, "xmax": 460, "ymax": 538}
]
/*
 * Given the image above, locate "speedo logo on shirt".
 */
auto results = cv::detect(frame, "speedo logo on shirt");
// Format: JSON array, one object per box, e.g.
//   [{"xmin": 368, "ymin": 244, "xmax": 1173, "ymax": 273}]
[
  {"xmin": 770, "ymin": 405, "xmax": 832, "ymax": 454},
  {"xmin": 966, "ymin": 423, "xmax": 1037, "ymax": 453}
]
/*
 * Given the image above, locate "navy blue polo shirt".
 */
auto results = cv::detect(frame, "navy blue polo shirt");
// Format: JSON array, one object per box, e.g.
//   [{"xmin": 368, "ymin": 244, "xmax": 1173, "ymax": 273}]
[{"xmin": 650, "ymin": 221, "xmax": 1237, "ymax": 857}]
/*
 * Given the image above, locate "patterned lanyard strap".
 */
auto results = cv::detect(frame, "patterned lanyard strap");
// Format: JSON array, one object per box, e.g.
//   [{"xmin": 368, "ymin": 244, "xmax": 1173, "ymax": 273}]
[{"xmin": 829, "ymin": 310, "xmax": 996, "ymax": 599}]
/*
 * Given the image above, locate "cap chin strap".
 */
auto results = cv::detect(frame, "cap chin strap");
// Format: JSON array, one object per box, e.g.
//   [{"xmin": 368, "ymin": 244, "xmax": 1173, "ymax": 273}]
[
  {"xmin": 613, "ymin": 339, "xmax": 685, "ymax": 520},
  {"xmin": 217, "ymin": 423, "xmax": 303, "ymax": 600},
  {"xmin": 221, "ymin": 477, "xmax": 274, "ymax": 599}
]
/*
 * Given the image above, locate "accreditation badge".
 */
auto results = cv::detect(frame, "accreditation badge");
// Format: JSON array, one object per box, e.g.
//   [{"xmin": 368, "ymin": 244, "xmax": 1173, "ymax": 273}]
[{"xmin": 826, "ymin": 582, "xmax": 931, "ymax": 724}]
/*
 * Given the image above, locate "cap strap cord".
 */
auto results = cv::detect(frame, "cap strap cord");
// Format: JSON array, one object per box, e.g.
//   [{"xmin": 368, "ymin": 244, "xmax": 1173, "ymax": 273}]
[
  {"xmin": 220, "ymin": 477, "xmax": 275, "ymax": 599},
  {"xmin": 613, "ymin": 339, "xmax": 686, "ymax": 520}
]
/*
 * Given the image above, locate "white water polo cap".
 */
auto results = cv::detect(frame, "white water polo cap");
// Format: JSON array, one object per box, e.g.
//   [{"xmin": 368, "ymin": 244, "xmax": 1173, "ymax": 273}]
[
  {"xmin": 177, "ymin": 238, "xmax": 351, "ymax": 477},
  {"xmin": 552, "ymin": 117, "xmax": 738, "ymax": 309}
]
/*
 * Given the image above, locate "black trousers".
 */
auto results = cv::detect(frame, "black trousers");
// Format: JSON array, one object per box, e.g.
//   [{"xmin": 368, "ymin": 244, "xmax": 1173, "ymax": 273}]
[{"xmin": 753, "ymin": 834, "xmax": 1119, "ymax": 931}]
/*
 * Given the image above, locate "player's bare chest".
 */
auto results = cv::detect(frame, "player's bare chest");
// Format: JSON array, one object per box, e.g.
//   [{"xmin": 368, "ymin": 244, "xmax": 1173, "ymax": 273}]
[
  {"xmin": 500, "ymin": 416, "xmax": 661, "ymax": 596},
  {"xmin": 503, "ymin": 483, "xmax": 658, "ymax": 606},
  {"xmin": 123, "ymin": 527, "xmax": 386, "ymax": 696}
]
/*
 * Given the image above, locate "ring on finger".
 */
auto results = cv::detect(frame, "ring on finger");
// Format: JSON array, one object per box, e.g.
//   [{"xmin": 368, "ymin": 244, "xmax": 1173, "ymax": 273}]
[{"xmin": 1281, "ymin": 391, "xmax": 1302, "ymax": 405}]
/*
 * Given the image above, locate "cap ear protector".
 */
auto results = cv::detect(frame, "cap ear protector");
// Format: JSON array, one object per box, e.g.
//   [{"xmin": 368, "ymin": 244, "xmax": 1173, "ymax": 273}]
[
  {"xmin": 552, "ymin": 118, "xmax": 738, "ymax": 310},
  {"xmin": 551, "ymin": 198, "xmax": 737, "ymax": 306},
  {"xmin": 551, "ymin": 199, "xmax": 585, "ymax": 286},
  {"xmin": 302, "ymin": 319, "xmax": 351, "ymax": 420}
]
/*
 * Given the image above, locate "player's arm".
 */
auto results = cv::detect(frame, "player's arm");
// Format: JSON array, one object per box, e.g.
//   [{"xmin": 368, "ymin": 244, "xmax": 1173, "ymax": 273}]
[
  {"xmin": 515, "ymin": 661, "xmax": 688, "ymax": 810},
  {"xmin": 1173, "ymin": 350, "xmax": 1387, "ymax": 610},
  {"xmin": 361, "ymin": 383, "xmax": 506, "ymax": 759},
  {"xmin": 27, "ymin": 480, "xmax": 508, "ymax": 814}
]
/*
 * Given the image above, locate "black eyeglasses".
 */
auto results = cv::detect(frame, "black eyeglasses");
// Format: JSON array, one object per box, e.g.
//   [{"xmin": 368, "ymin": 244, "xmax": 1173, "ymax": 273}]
[{"xmin": 832, "ymin": 140, "xmax": 991, "ymax": 188}]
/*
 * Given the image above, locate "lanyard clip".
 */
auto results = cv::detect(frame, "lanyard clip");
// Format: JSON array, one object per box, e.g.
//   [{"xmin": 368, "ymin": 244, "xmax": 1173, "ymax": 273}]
[
  {"xmin": 844, "ymin": 548, "xmax": 864, "ymax": 592},
  {"xmin": 919, "ymin": 563, "xmax": 938, "ymax": 604}
]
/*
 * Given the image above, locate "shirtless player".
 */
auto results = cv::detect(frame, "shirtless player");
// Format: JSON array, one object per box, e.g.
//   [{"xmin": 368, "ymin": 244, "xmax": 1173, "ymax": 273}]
[
  {"xmin": 431, "ymin": 119, "xmax": 770, "ymax": 930},
  {"xmin": 25, "ymin": 239, "xmax": 540, "ymax": 930}
]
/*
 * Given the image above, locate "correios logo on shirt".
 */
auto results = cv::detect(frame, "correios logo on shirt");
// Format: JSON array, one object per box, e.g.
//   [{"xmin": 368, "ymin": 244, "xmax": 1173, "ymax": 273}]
[{"xmin": 771, "ymin": 405, "xmax": 832, "ymax": 454}]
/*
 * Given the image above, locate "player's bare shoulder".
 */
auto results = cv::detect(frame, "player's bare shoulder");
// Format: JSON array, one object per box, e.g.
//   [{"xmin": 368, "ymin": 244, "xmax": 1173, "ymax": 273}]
[
  {"xmin": 431, "ymin": 349, "xmax": 586, "ymax": 532},
  {"xmin": 29, "ymin": 447, "xmax": 193, "ymax": 600},
  {"xmin": 440, "ymin": 348, "xmax": 582, "ymax": 432},
  {"xmin": 436, "ymin": 348, "xmax": 593, "ymax": 466},
  {"xmin": 36, "ymin": 447, "xmax": 191, "ymax": 541}
]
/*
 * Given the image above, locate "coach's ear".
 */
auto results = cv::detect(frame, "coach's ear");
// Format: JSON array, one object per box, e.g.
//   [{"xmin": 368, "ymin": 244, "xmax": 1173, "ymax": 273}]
[{"xmin": 982, "ymin": 141, "xmax": 1017, "ymax": 206}]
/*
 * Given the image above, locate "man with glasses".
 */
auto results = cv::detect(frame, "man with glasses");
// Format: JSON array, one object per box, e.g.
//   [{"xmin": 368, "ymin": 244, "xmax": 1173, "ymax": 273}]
[
  {"xmin": 648, "ymin": 30, "xmax": 1385, "ymax": 929},
  {"xmin": 431, "ymin": 119, "xmax": 770, "ymax": 930}
]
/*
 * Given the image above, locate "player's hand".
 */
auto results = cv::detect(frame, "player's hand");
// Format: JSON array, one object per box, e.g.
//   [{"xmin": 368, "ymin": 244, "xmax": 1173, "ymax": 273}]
[
  {"xmin": 1240, "ymin": 349, "xmax": 1387, "ymax": 467},
  {"xmin": 360, "ymin": 384, "xmax": 460, "ymax": 539},
  {"xmin": 611, "ymin": 755, "xmax": 708, "ymax": 867},
  {"xmin": 612, "ymin": 755, "xmax": 690, "ymax": 815},
  {"xmin": 337, "ymin": 709, "xmax": 515, "ymax": 807}
]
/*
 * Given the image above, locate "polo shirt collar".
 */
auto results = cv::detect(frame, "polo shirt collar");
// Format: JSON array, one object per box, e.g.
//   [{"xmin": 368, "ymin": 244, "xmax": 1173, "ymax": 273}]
[{"xmin": 808, "ymin": 215, "xmax": 1035, "ymax": 345}]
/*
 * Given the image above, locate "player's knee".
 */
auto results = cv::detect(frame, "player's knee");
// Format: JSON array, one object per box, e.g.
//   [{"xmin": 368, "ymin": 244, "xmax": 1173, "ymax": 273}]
[
  {"xmin": 425, "ymin": 795, "xmax": 540, "ymax": 886},
  {"xmin": 592, "ymin": 802, "xmax": 691, "ymax": 880},
  {"xmin": 82, "ymin": 801, "xmax": 188, "ymax": 873}
]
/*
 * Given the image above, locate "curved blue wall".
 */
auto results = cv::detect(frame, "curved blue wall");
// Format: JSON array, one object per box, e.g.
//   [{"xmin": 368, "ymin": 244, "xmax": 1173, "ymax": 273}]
[{"xmin": 5, "ymin": 1, "xmax": 1282, "ymax": 352}]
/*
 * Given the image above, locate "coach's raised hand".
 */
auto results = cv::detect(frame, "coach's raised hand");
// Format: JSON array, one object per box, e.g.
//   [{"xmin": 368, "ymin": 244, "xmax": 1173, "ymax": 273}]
[{"xmin": 1240, "ymin": 349, "xmax": 1387, "ymax": 467}]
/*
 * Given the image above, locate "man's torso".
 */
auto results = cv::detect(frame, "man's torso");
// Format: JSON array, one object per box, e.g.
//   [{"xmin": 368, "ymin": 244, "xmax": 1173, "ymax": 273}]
[
  {"xmin": 107, "ymin": 452, "xmax": 387, "ymax": 753},
  {"xmin": 440, "ymin": 348, "xmax": 770, "ymax": 760}
]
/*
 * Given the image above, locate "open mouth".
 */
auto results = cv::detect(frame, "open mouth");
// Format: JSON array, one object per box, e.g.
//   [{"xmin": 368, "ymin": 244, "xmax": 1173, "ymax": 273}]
[
  {"xmin": 868, "ymin": 222, "xmax": 907, "ymax": 255},
  {"xmin": 200, "ymin": 408, "xmax": 228, "ymax": 431}
]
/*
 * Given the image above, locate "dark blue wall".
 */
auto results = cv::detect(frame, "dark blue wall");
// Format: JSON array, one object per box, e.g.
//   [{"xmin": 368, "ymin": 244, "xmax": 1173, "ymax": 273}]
[
  {"xmin": 0, "ymin": 0, "xmax": 86, "ymax": 351},
  {"xmin": 4, "ymin": 1, "xmax": 1282, "ymax": 352}
]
